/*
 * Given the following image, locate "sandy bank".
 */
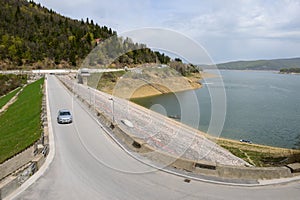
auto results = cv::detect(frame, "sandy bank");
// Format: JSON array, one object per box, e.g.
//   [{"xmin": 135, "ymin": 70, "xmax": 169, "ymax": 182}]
[{"xmin": 113, "ymin": 71, "xmax": 218, "ymax": 99}]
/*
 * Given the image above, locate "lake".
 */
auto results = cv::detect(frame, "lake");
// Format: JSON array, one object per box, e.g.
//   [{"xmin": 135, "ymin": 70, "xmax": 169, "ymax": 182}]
[{"xmin": 132, "ymin": 70, "xmax": 300, "ymax": 149}]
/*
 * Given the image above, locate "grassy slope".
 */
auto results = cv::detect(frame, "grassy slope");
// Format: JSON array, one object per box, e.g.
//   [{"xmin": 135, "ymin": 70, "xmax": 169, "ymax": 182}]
[
  {"xmin": 0, "ymin": 87, "xmax": 21, "ymax": 109},
  {"xmin": 0, "ymin": 78, "xmax": 44, "ymax": 163},
  {"xmin": 216, "ymin": 138, "xmax": 300, "ymax": 167}
]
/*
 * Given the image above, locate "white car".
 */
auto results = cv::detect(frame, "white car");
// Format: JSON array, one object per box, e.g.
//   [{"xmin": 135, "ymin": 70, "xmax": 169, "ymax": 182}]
[{"xmin": 57, "ymin": 109, "xmax": 73, "ymax": 124}]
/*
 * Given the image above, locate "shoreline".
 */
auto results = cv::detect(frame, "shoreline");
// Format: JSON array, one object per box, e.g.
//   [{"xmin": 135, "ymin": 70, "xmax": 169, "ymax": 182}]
[
  {"xmin": 129, "ymin": 71, "xmax": 218, "ymax": 99},
  {"xmin": 214, "ymin": 136, "xmax": 299, "ymax": 152},
  {"xmin": 173, "ymin": 117, "xmax": 299, "ymax": 153},
  {"xmin": 214, "ymin": 136, "xmax": 300, "ymax": 167},
  {"xmin": 95, "ymin": 70, "xmax": 219, "ymax": 99},
  {"xmin": 157, "ymin": 116, "xmax": 300, "ymax": 166},
  {"xmin": 130, "ymin": 71, "xmax": 299, "ymax": 152},
  {"xmin": 95, "ymin": 70, "xmax": 300, "ymax": 165}
]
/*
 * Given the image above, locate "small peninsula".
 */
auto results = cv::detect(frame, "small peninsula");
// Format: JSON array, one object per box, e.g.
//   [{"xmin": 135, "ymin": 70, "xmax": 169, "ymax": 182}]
[
  {"xmin": 90, "ymin": 63, "xmax": 208, "ymax": 99},
  {"xmin": 279, "ymin": 67, "xmax": 300, "ymax": 74}
]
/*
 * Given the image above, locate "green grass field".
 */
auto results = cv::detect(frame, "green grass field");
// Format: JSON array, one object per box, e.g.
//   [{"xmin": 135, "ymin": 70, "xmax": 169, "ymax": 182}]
[
  {"xmin": 0, "ymin": 87, "xmax": 21, "ymax": 109},
  {"xmin": 0, "ymin": 78, "xmax": 44, "ymax": 163}
]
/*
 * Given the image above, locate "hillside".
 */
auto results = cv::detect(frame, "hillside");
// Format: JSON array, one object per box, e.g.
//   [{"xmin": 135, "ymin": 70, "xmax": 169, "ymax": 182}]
[
  {"xmin": 216, "ymin": 57, "xmax": 300, "ymax": 70},
  {"xmin": 0, "ymin": 0, "xmax": 170, "ymax": 69},
  {"xmin": 90, "ymin": 64, "xmax": 202, "ymax": 99},
  {"xmin": 0, "ymin": 74, "xmax": 27, "ymax": 96}
]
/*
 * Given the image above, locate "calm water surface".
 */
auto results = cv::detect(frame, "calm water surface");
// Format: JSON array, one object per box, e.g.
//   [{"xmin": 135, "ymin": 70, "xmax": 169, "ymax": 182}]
[{"xmin": 133, "ymin": 70, "xmax": 300, "ymax": 149}]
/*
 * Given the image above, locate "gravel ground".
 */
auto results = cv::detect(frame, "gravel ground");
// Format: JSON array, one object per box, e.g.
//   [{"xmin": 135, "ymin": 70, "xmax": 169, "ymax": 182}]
[{"xmin": 59, "ymin": 75, "xmax": 248, "ymax": 166}]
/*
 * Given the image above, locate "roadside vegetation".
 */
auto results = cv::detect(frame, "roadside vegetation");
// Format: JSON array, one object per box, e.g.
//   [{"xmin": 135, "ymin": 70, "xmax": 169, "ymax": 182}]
[
  {"xmin": 88, "ymin": 71, "xmax": 126, "ymax": 94},
  {"xmin": 0, "ymin": 74, "xmax": 27, "ymax": 96},
  {"xmin": 217, "ymin": 138, "xmax": 300, "ymax": 167},
  {"xmin": 0, "ymin": 78, "xmax": 44, "ymax": 163}
]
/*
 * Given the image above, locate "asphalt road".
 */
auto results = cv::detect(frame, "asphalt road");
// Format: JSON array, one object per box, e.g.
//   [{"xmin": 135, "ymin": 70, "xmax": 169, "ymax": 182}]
[{"xmin": 11, "ymin": 75, "xmax": 300, "ymax": 200}]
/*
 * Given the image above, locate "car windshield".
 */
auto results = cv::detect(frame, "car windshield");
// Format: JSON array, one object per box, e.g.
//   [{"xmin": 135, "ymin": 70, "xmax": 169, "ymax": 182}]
[{"xmin": 60, "ymin": 111, "xmax": 70, "ymax": 116}]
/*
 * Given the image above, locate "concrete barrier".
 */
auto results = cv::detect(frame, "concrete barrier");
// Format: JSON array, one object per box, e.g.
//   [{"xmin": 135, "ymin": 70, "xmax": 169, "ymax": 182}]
[
  {"xmin": 32, "ymin": 154, "xmax": 46, "ymax": 170},
  {"xmin": 286, "ymin": 163, "xmax": 300, "ymax": 173},
  {"xmin": 216, "ymin": 165, "xmax": 292, "ymax": 180}
]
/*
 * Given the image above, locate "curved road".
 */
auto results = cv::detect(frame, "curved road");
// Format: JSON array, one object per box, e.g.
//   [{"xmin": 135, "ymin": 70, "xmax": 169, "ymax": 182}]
[{"xmin": 11, "ymin": 75, "xmax": 300, "ymax": 200}]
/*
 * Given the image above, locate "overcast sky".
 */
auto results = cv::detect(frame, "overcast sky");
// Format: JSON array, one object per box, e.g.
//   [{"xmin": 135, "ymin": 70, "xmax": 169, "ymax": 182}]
[{"xmin": 35, "ymin": 0, "xmax": 300, "ymax": 63}]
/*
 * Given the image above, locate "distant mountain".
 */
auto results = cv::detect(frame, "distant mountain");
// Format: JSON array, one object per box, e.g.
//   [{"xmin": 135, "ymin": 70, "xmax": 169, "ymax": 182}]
[
  {"xmin": 216, "ymin": 57, "xmax": 300, "ymax": 71},
  {"xmin": 0, "ymin": 0, "xmax": 170, "ymax": 70}
]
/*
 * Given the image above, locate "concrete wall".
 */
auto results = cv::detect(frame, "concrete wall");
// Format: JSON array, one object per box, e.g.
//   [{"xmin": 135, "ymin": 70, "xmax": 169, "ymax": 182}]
[
  {"xmin": 0, "ymin": 176, "xmax": 20, "ymax": 200},
  {"xmin": 217, "ymin": 165, "xmax": 292, "ymax": 180},
  {"xmin": 0, "ymin": 146, "xmax": 35, "ymax": 180}
]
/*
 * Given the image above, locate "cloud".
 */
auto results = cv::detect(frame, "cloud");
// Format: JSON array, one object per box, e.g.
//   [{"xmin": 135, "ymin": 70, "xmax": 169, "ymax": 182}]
[{"xmin": 35, "ymin": 0, "xmax": 300, "ymax": 62}]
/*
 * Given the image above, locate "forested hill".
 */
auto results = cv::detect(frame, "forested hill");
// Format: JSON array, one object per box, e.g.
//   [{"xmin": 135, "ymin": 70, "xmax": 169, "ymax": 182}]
[
  {"xmin": 216, "ymin": 57, "xmax": 300, "ymax": 70},
  {"xmin": 0, "ymin": 0, "xmax": 170, "ymax": 70}
]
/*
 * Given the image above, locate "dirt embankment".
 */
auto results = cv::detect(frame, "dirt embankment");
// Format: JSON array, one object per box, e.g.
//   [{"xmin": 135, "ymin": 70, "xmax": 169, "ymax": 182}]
[
  {"xmin": 120, "ymin": 74, "xmax": 202, "ymax": 99},
  {"xmin": 94, "ymin": 67, "xmax": 217, "ymax": 99}
]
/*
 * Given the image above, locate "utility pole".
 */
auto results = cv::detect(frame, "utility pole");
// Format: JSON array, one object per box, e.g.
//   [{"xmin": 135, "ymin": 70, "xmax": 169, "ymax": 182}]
[{"xmin": 109, "ymin": 97, "xmax": 115, "ymax": 128}]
